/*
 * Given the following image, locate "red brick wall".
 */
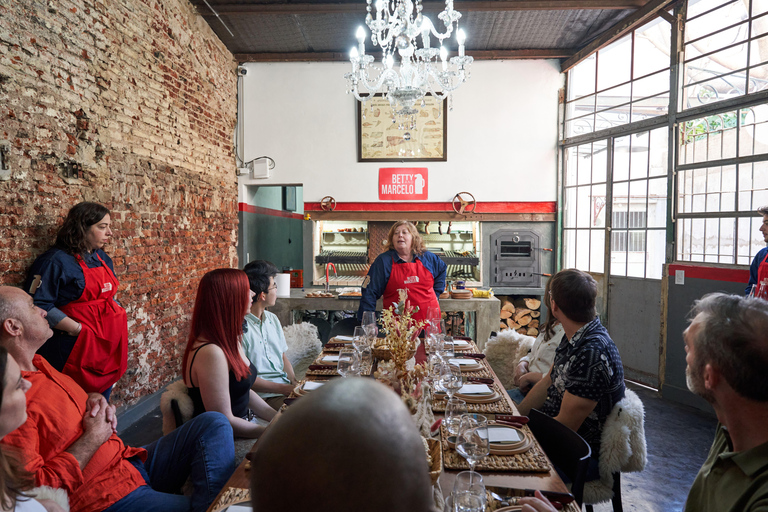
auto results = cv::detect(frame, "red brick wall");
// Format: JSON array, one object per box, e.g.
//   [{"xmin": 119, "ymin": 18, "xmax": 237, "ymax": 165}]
[{"xmin": 0, "ymin": 0, "xmax": 238, "ymax": 407}]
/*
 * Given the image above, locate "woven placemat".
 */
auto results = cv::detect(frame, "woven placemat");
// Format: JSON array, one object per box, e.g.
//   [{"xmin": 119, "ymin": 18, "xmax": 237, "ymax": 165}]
[
  {"xmin": 440, "ymin": 425, "xmax": 550, "ymax": 473},
  {"xmin": 432, "ymin": 394, "xmax": 515, "ymax": 414},
  {"xmin": 209, "ymin": 486, "xmax": 250, "ymax": 512},
  {"xmin": 305, "ymin": 359, "xmax": 373, "ymax": 377}
]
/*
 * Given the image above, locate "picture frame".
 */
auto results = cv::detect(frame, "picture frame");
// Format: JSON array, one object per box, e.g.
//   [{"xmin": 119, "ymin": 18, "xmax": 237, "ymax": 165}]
[{"xmin": 357, "ymin": 93, "xmax": 447, "ymax": 162}]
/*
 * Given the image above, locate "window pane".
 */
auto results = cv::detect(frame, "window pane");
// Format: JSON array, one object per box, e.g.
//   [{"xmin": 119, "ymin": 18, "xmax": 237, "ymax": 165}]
[
  {"xmin": 646, "ymin": 229, "xmax": 666, "ymax": 279},
  {"xmin": 593, "ymin": 184, "xmax": 608, "ymax": 228},
  {"xmin": 569, "ymin": 54, "xmax": 597, "ymax": 101},
  {"xmin": 635, "ymin": 19, "xmax": 672, "ymax": 77},
  {"xmin": 565, "ymin": 187, "xmax": 578, "ymax": 228},
  {"xmin": 567, "ymin": 94, "xmax": 597, "ymax": 121},
  {"xmin": 610, "ymin": 228, "xmax": 627, "ymax": 276},
  {"xmin": 590, "ymin": 229, "xmax": 606, "ymax": 273},
  {"xmin": 597, "ymin": 36, "xmax": 632, "ymax": 91},
  {"xmin": 686, "ymin": 1, "xmax": 744, "ymax": 41},
  {"xmin": 578, "ymin": 145, "xmax": 592, "ymax": 186},
  {"xmin": 718, "ymin": 217, "xmax": 736, "ymax": 263},
  {"xmin": 565, "ymin": 146, "xmax": 578, "ymax": 187},
  {"xmin": 564, "ymin": 229, "xmax": 576, "ymax": 268},
  {"xmin": 648, "ymin": 177, "xmax": 668, "ymax": 227},
  {"xmin": 691, "ymin": 218, "xmax": 706, "ymax": 261},
  {"xmin": 630, "ymin": 131, "xmax": 650, "ymax": 180},
  {"xmin": 649, "ymin": 127, "xmax": 668, "ymax": 177},
  {"xmin": 592, "ymin": 140, "xmax": 608, "ymax": 183},
  {"xmin": 614, "ymin": 136, "xmax": 630, "ymax": 181},
  {"xmin": 705, "ymin": 217, "xmax": 721, "ymax": 261},
  {"xmin": 737, "ymin": 216, "xmax": 754, "ymax": 262},
  {"xmin": 577, "ymin": 186, "xmax": 591, "ymax": 228},
  {"xmin": 576, "ymin": 230, "xmax": 591, "ymax": 270}
]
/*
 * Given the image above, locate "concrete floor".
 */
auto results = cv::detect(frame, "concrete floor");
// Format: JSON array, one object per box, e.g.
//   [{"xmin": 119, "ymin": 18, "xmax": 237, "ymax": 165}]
[{"xmin": 118, "ymin": 382, "xmax": 717, "ymax": 511}]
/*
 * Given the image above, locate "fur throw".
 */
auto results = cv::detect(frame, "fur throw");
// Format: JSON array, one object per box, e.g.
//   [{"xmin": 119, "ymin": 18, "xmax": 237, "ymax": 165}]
[
  {"xmin": 283, "ymin": 322, "xmax": 323, "ymax": 381},
  {"xmin": 583, "ymin": 388, "xmax": 647, "ymax": 505},
  {"xmin": 483, "ymin": 330, "xmax": 535, "ymax": 389},
  {"xmin": 160, "ymin": 380, "xmax": 195, "ymax": 436},
  {"xmin": 27, "ymin": 486, "xmax": 69, "ymax": 511}
]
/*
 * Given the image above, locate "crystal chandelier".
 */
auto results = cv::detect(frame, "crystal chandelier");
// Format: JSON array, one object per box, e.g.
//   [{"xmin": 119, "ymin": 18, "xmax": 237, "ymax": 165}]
[{"xmin": 344, "ymin": 0, "xmax": 473, "ymax": 128}]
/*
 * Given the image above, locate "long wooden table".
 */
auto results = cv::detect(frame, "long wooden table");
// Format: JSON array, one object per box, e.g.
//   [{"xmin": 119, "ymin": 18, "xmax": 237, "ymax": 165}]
[{"xmin": 206, "ymin": 340, "xmax": 568, "ymax": 511}]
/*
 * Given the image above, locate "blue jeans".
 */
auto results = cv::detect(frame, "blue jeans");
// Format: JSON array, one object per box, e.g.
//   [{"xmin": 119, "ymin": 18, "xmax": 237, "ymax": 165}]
[
  {"xmin": 105, "ymin": 412, "xmax": 235, "ymax": 512},
  {"xmin": 506, "ymin": 388, "xmax": 526, "ymax": 404}
]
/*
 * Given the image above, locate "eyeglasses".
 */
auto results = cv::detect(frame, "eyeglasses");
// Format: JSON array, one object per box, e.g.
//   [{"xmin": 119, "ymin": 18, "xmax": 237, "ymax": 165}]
[{"xmin": 268, "ymin": 284, "xmax": 278, "ymax": 291}]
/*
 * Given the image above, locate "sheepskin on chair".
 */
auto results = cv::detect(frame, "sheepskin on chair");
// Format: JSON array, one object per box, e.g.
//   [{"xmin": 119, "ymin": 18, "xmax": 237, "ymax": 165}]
[
  {"xmin": 483, "ymin": 330, "xmax": 535, "ymax": 390},
  {"xmin": 159, "ymin": 379, "xmax": 265, "ymax": 465},
  {"xmin": 283, "ymin": 322, "xmax": 323, "ymax": 381},
  {"xmin": 583, "ymin": 388, "xmax": 647, "ymax": 505}
]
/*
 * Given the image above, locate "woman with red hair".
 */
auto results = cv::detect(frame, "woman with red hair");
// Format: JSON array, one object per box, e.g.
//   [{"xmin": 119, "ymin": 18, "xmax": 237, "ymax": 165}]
[{"xmin": 183, "ymin": 269, "xmax": 276, "ymax": 438}]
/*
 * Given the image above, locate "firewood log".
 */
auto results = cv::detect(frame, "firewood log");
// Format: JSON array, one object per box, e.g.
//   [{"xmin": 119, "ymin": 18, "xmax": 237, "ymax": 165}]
[
  {"xmin": 500, "ymin": 310, "xmax": 513, "ymax": 320},
  {"xmin": 517, "ymin": 315, "xmax": 532, "ymax": 327},
  {"xmin": 502, "ymin": 302, "xmax": 515, "ymax": 313},
  {"xmin": 529, "ymin": 319, "xmax": 540, "ymax": 329},
  {"xmin": 500, "ymin": 322, "xmax": 508, "ymax": 331},
  {"xmin": 516, "ymin": 328, "xmax": 528, "ymax": 335},
  {"xmin": 514, "ymin": 309, "xmax": 532, "ymax": 323},
  {"xmin": 527, "ymin": 327, "xmax": 539, "ymax": 336},
  {"xmin": 530, "ymin": 311, "xmax": 541, "ymax": 318},
  {"xmin": 506, "ymin": 319, "xmax": 520, "ymax": 330},
  {"xmin": 524, "ymin": 298, "xmax": 541, "ymax": 310}
]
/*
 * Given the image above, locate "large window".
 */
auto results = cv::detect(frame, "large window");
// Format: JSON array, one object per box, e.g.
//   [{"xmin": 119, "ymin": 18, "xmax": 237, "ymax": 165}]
[
  {"xmin": 564, "ymin": 18, "xmax": 671, "ymax": 138},
  {"xmin": 562, "ymin": 127, "xmax": 669, "ymax": 279}
]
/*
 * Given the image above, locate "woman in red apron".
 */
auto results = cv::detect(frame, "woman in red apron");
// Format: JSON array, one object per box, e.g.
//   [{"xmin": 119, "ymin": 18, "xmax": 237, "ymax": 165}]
[
  {"xmin": 358, "ymin": 221, "xmax": 447, "ymax": 361},
  {"xmin": 25, "ymin": 202, "xmax": 128, "ymax": 399},
  {"xmin": 747, "ymin": 207, "xmax": 768, "ymax": 297}
]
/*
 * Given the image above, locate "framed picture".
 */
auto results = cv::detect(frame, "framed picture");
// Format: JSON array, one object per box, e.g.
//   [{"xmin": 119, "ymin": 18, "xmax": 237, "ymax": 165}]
[{"xmin": 357, "ymin": 94, "xmax": 447, "ymax": 162}]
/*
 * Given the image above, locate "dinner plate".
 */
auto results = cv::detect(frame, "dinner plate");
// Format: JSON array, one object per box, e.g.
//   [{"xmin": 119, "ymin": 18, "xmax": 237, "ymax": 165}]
[{"xmin": 446, "ymin": 426, "xmax": 533, "ymax": 455}]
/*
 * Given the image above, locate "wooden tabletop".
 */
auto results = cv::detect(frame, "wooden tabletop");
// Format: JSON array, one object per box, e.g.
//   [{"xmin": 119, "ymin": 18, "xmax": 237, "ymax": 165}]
[{"xmin": 206, "ymin": 343, "xmax": 567, "ymax": 511}]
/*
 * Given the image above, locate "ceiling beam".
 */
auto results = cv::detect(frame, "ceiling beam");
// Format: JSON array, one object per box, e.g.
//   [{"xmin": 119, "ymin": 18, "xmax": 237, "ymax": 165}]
[
  {"xmin": 196, "ymin": 0, "xmax": 647, "ymax": 16},
  {"xmin": 235, "ymin": 48, "xmax": 577, "ymax": 62},
  {"xmin": 560, "ymin": 0, "xmax": 675, "ymax": 71}
]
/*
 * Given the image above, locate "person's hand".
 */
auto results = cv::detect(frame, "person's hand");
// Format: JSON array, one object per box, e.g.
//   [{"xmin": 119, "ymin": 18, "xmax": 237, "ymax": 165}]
[
  {"xmin": 37, "ymin": 499, "xmax": 67, "ymax": 512},
  {"xmin": 520, "ymin": 491, "xmax": 559, "ymax": 512},
  {"xmin": 513, "ymin": 361, "xmax": 529, "ymax": 386},
  {"xmin": 518, "ymin": 372, "xmax": 540, "ymax": 393},
  {"xmin": 82, "ymin": 400, "xmax": 114, "ymax": 446},
  {"xmin": 87, "ymin": 393, "xmax": 117, "ymax": 432}
]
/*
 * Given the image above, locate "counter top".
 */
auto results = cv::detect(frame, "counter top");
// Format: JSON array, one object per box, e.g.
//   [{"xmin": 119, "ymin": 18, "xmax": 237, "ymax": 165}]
[{"xmin": 270, "ymin": 289, "xmax": 500, "ymax": 349}]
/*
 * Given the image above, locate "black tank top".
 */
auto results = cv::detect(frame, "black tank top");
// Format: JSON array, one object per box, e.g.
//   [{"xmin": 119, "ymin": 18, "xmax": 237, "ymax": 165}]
[{"xmin": 187, "ymin": 343, "xmax": 258, "ymax": 419}]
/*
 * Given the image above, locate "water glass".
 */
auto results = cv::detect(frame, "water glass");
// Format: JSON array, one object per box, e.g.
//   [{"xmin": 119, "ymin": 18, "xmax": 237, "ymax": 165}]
[
  {"xmin": 439, "ymin": 363, "xmax": 463, "ymax": 399},
  {"xmin": 456, "ymin": 414, "xmax": 490, "ymax": 472},
  {"xmin": 337, "ymin": 348, "xmax": 360, "ymax": 378},
  {"xmin": 452, "ymin": 471, "xmax": 485, "ymax": 512},
  {"xmin": 445, "ymin": 398, "xmax": 468, "ymax": 436},
  {"xmin": 437, "ymin": 338, "xmax": 454, "ymax": 361},
  {"xmin": 352, "ymin": 327, "xmax": 372, "ymax": 371},
  {"xmin": 361, "ymin": 310, "xmax": 376, "ymax": 327}
]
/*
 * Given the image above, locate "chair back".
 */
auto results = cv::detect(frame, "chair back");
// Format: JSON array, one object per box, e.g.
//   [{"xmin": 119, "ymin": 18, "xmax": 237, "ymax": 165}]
[{"xmin": 528, "ymin": 408, "xmax": 591, "ymax": 506}]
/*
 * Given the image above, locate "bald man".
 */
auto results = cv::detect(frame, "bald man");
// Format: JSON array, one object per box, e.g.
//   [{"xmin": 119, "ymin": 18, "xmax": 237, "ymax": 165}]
[{"xmin": 250, "ymin": 378, "xmax": 433, "ymax": 512}]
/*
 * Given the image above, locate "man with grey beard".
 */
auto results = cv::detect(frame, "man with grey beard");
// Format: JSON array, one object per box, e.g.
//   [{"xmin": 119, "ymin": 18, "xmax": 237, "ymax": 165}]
[{"xmin": 682, "ymin": 293, "xmax": 768, "ymax": 512}]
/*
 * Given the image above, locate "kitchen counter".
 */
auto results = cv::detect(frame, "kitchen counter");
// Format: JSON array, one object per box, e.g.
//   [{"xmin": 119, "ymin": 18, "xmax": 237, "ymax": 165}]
[{"xmin": 269, "ymin": 289, "xmax": 500, "ymax": 349}]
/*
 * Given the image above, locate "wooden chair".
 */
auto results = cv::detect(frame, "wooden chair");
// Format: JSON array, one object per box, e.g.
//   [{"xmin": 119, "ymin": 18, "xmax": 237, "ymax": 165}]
[{"xmin": 527, "ymin": 408, "xmax": 591, "ymax": 507}]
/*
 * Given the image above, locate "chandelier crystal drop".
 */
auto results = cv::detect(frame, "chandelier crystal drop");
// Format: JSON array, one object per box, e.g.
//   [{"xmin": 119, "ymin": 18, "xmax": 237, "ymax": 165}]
[{"xmin": 344, "ymin": 0, "xmax": 473, "ymax": 122}]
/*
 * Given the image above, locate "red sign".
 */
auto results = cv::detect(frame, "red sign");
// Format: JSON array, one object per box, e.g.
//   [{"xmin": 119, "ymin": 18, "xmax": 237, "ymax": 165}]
[{"xmin": 378, "ymin": 168, "xmax": 428, "ymax": 200}]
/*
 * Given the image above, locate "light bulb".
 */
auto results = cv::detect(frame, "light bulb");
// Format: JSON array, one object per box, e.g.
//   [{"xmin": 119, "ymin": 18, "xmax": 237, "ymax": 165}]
[
  {"xmin": 457, "ymin": 29, "xmax": 466, "ymax": 45},
  {"xmin": 356, "ymin": 26, "xmax": 366, "ymax": 43}
]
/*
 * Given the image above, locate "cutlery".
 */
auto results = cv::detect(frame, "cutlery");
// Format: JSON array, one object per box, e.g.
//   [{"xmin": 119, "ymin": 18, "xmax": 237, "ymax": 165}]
[
  {"xmin": 486, "ymin": 485, "xmax": 574, "ymax": 506},
  {"xmin": 308, "ymin": 364, "xmax": 337, "ymax": 370},
  {"xmin": 456, "ymin": 353, "xmax": 486, "ymax": 360},
  {"xmin": 495, "ymin": 414, "xmax": 529, "ymax": 425},
  {"xmin": 494, "ymin": 420, "xmax": 524, "ymax": 429},
  {"xmin": 466, "ymin": 377, "xmax": 494, "ymax": 384}
]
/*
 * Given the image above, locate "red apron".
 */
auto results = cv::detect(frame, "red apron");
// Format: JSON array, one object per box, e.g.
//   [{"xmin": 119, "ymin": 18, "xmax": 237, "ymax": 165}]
[
  {"xmin": 60, "ymin": 254, "xmax": 128, "ymax": 393},
  {"xmin": 756, "ymin": 251, "xmax": 768, "ymax": 298},
  {"xmin": 383, "ymin": 257, "xmax": 440, "ymax": 323}
]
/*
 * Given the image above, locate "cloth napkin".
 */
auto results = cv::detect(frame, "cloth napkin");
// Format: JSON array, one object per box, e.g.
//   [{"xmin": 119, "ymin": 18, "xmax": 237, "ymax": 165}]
[
  {"xmin": 303, "ymin": 381, "xmax": 325, "ymax": 391},
  {"xmin": 487, "ymin": 425, "xmax": 523, "ymax": 444},
  {"xmin": 458, "ymin": 384, "xmax": 492, "ymax": 395},
  {"xmin": 321, "ymin": 355, "xmax": 340, "ymax": 362}
]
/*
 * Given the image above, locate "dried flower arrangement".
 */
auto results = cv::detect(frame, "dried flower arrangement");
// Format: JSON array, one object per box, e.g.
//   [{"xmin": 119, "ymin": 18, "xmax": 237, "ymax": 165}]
[{"xmin": 375, "ymin": 288, "xmax": 426, "ymax": 377}]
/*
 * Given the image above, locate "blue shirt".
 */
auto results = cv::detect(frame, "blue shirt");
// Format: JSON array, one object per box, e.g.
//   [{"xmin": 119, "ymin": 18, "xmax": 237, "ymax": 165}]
[
  {"xmin": 242, "ymin": 311, "xmax": 290, "ymax": 398},
  {"xmin": 24, "ymin": 247, "xmax": 116, "ymax": 326},
  {"xmin": 357, "ymin": 249, "xmax": 447, "ymax": 320},
  {"xmin": 541, "ymin": 317, "xmax": 625, "ymax": 458},
  {"xmin": 746, "ymin": 247, "xmax": 768, "ymax": 295}
]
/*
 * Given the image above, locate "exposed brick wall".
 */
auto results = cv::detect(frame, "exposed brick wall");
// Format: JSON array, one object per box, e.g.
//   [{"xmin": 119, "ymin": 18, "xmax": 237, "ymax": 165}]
[{"xmin": 0, "ymin": 0, "xmax": 238, "ymax": 407}]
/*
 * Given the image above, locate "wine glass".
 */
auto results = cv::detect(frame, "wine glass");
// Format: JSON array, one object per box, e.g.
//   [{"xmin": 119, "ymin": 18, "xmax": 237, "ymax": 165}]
[
  {"xmin": 445, "ymin": 398, "xmax": 468, "ymax": 436},
  {"xmin": 437, "ymin": 338, "xmax": 455, "ymax": 362},
  {"xmin": 439, "ymin": 363, "xmax": 463, "ymax": 399},
  {"xmin": 456, "ymin": 414, "xmax": 490, "ymax": 473},
  {"xmin": 337, "ymin": 348, "xmax": 360, "ymax": 378},
  {"xmin": 361, "ymin": 311, "xmax": 378, "ymax": 342},
  {"xmin": 352, "ymin": 326, "xmax": 372, "ymax": 371},
  {"xmin": 452, "ymin": 471, "xmax": 486, "ymax": 512}
]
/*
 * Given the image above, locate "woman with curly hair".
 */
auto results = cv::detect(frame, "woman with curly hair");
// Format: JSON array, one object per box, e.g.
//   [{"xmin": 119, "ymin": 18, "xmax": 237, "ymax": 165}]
[
  {"xmin": 24, "ymin": 202, "xmax": 127, "ymax": 400},
  {"xmin": 358, "ymin": 220, "xmax": 447, "ymax": 323}
]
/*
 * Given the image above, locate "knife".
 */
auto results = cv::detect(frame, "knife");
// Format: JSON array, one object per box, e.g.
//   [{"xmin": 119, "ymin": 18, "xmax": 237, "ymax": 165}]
[
  {"xmin": 465, "ymin": 377, "xmax": 494, "ymax": 384},
  {"xmin": 495, "ymin": 414, "xmax": 529, "ymax": 425},
  {"xmin": 308, "ymin": 364, "xmax": 337, "ymax": 371},
  {"xmin": 485, "ymin": 485, "xmax": 575, "ymax": 505},
  {"xmin": 460, "ymin": 353, "xmax": 486, "ymax": 360}
]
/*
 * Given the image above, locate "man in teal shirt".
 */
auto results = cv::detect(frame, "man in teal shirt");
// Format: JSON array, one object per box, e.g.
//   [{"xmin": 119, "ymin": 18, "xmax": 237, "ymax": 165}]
[{"xmin": 243, "ymin": 260, "xmax": 298, "ymax": 410}]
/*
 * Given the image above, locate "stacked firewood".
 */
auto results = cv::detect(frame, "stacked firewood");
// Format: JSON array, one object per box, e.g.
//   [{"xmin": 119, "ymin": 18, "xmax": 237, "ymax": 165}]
[{"xmin": 498, "ymin": 297, "xmax": 541, "ymax": 337}]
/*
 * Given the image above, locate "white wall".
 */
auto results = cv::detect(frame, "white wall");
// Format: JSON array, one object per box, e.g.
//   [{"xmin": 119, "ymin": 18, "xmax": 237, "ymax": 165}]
[{"xmin": 240, "ymin": 60, "xmax": 563, "ymax": 203}]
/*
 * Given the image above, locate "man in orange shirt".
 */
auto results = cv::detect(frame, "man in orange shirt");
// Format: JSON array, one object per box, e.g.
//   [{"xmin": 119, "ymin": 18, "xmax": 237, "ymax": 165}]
[{"xmin": 0, "ymin": 286, "xmax": 236, "ymax": 512}]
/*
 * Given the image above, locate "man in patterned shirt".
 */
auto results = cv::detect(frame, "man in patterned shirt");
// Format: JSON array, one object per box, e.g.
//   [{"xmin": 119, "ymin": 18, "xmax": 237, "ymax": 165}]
[{"xmin": 519, "ymin": 269, "xmax": 625, "ymax": 480}]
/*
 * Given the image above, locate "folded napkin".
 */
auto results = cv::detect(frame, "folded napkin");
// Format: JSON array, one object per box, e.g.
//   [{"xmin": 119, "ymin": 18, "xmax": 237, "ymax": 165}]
[
  {"xmin": 333, "ymin": 335, "xmax": 354, "ymax": 341},
  {"xmin": 303, "ymin": 381, "xmax": 325, "ymax": 391},
  {"xmin": 458, "ymin": 384, "xmax": 492, "ymax": 395},
  {"xmin": 449, "ymin": 358, "xmax": 479, "ymax": 366},
  {"xmin": 322, "ymin": 355, "xmax": 340, "ymax": 362},
  {"xmin": 487, "ymin": 425, "xmax": 523, "ymax": 444},
  {"xmin": 446, "ymin": 339, "xmax": 470, "ymax": 346}
]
